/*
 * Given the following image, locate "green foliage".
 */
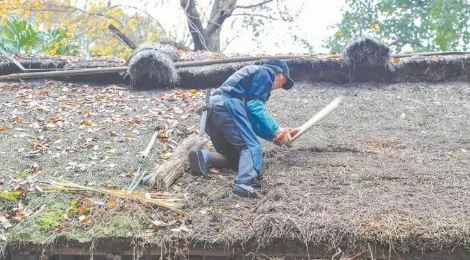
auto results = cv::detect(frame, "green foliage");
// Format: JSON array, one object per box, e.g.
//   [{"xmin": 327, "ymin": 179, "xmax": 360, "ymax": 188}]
[
  {"xmin": 0, "ymin": 16, "xmax": 42, "ymax": 54},
  {"xmin": 0, "ymin": 16, "xmax": 78, "ymax": 55},
  {"xmin": 325, "ymin": 0, "xmax": 470, "ymax": 53},
  {"xmin": 67, "ymin": 199, "xmax": 79, "ymax": 216},
  {"xmin": 0, "ymin": 190, "xmax": 21, "ymax": 200},
  {"xmin": 40, "ymin": 210, "xmax": 63, "ymax": 231},
  {"xmin": 42, "ymin": 27, "xmax": 79, "ymax": 55}
]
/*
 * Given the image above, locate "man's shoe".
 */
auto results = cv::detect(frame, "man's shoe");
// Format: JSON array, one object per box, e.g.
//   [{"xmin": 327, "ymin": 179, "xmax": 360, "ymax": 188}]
[
  {"xmin": 252, "ymin": 180, "xmax": 261, "ymax": 189},
  {"xmin": 233, "ymin": 184, "xmax": 260, "ymax": 199},
  {"xmin": 189, "ymin": 149, "xmax": 208, "ymax": 176}
]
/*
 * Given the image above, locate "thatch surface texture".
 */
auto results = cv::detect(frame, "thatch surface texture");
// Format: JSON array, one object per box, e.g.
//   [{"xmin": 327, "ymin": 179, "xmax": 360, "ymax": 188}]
[{"xmin": 1, "ymin": 78, "xmax": 470, "ymax": 259}]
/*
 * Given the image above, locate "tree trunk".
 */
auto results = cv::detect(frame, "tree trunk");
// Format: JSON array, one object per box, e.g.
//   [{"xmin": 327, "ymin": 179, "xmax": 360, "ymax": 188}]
[
  {"xmin": 206, "ymin": 28, "xmax": 221, "ymax": 51},
  {"xmin": 108, "ymin": 24, "xmax": 138, "ymax": 50},
  {"xmin": 180, "ymin": 0, "xmax": 236, "ymax": 52}
]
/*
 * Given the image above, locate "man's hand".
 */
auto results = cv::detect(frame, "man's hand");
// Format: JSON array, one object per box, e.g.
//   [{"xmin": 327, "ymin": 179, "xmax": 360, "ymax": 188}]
[
  {"xmin": 273, "ymin": 127, "xmax": 299, "ymax": 148},
  {"xmin": 289, "ymin": 127, "xmax": 300, "ymax": 139}
]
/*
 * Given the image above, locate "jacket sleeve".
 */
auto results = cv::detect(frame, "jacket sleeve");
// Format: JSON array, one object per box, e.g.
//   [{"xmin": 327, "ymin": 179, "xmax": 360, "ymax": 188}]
[
  {"xmin": 246, "ymin": 100, "xmax": 279, "ymax": 141},
  {"xmin": 245, "ymin": 68, "xmax": 280, "ymax": 141}
]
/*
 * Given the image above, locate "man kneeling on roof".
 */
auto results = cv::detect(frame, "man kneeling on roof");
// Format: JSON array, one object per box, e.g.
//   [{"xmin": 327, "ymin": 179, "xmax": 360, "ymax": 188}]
[{"xmin": 189, "ymin": 58, "xmax": 299, "ymax": 199}]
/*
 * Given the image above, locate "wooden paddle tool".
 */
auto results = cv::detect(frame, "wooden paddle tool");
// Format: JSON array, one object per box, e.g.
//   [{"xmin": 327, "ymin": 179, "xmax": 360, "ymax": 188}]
[{"xmin": 290, "ymin": 96, "xmax": 344, "ymax": 143}]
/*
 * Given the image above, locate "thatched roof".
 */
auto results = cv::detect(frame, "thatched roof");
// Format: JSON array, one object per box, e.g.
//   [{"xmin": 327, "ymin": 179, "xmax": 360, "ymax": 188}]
[
  {"xmin": 2, "ymin": 40, "xmax": 470, "ymax": 260},
  {"xmin": 2, "ymin": 52, "xmax": 470, "ymax": 88}
]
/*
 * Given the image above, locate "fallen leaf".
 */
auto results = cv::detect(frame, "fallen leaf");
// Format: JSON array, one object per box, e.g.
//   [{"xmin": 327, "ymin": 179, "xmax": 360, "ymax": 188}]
[
  {"xmin": 369, "ymin": 23, "xmax": 380, "ymax": 30},
  {"xmin": 47, "ymin": 118, "xmax": 59, "ymax": 124},
  {"xmin": 82, "ymin": 110, "xmax": 92, "ymax": 117},
  {"xmin": 81, "ymin": 120, "xmax": 93, "ymax": 126},
  {"xmin": 0, "ymin": 126, "xmax": 7, "ymax": 131},
  {"xmin": 78, "ymin": 205, "xmax": 88, "ymax": 216},
  {"xmin": 56, "ymin": 224, "xmax": 65, "ymax": 231},
  {"xmin": 122, "ymin": 133, "xmax": 136, "ymax": 141},
  {"xmin": 12, "ymin": 116, "xmax": 22, "ymax": 124},
  {"xmin": 108, "ymin": 199, "xmax": 117, "ymax": 209},
  {"xmin": 37, "ymin": 90, "xmax": 49, "ymax": 96},
  {"xmin": 133, "ymin": 117, "xmax": 142, "ymax": 124}
]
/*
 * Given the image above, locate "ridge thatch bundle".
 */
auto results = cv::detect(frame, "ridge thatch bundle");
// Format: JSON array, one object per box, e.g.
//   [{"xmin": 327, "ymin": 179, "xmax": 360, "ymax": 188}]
[
  {"xmin": 341, "ymin": 37, "xmax": 393, "ymax": 82},
  {"xmin": 126, "ymin": 43, "xmax": 180, "ymax": 90},
  {"xmin": 342, "ymin": 37, "xmax": 391, "ymax": 68}
]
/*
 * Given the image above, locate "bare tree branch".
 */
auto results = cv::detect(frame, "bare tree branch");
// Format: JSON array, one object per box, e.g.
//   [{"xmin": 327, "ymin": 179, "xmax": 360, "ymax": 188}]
[
  {"xmin": 230, "ymin": 13, "xmax": 278, "ymax": 20},
  {"xmin": 108, "ymin": 24, "xmax": 138, "ymax": 49},
  {"xmin": 221, "ymin": 33, "xmax": 239, "ymax": 52},
  {"xmin": 236, "ymin": 0, "xmax": 274, "ymax": 9},
  {"xmin": 180, "ymin": 0, "xmax": 209, "ymax": 50},
  {"xmin": 25, "ymin": 3, "xmax": 124, "ymax": 27},
  {"xmin": 206, "ymin": 0, "xmax": 237, "ymax": 34}
]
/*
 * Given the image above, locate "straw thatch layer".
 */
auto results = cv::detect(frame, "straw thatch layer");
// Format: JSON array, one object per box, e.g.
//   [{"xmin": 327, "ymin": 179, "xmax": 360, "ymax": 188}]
[
  {"xmin": 127, "ymin": 42, "xmax": 180, "ymax": 63},
  {"xmin": 394, "ymin": 54, "xmax": 470, "ymax": 82},
  {"xmin": 288, "ymin": 58, "xmax": 350, "ymax": 84},
  {"xmin": 127, "ymin": 49, "xmax": 179, "ymax": 90},
  {"xmin": 0, "ymin": 56, "xmax": 126, "ymax": 84},
  {"xmin": 342, "ymin": 37, "xmax": 391, "ymax": 68},
  {"xmin": 2, "ymin": 81, "xmax": 470, "ymax": 259},
  {"xmin": 125, "ymin": 42, "xmax": 181, "ymax": 90},
  {"xmin": 340, "ymin": 37, "xmax": 393, "ymax": 82},
  {"xmin": 177, "ymin": 62, "xmax": 249, "ymax": 89}
]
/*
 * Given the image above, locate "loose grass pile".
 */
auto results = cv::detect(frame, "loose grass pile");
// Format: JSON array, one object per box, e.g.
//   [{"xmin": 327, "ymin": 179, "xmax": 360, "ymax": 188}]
[{"xmin": 41, "ymin": 177, "xmax": 182, "ymax": 212}]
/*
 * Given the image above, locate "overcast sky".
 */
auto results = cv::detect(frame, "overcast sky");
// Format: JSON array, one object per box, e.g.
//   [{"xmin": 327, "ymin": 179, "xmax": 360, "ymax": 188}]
[
  {"xmin": 81, "ymin": 0, "xmax": 346, "ymax": 54},
  {"xmin": 222, "ymin": 0, "xmax": 346, "ymax": 54}
]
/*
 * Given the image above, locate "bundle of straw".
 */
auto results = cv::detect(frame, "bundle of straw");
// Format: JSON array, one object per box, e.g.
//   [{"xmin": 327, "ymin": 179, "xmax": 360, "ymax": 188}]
[
  {"xmin": 150, "ymin": 133, "xmax": 208, "ymax": 190},
  {"xmin": 40, "ymin": 177, "xmax": 182, "ymax": 213}
]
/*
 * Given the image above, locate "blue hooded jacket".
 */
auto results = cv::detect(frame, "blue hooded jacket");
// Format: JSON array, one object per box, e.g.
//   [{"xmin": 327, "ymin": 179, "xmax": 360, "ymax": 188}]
[
  {"xmin": 217, "ymin": 65, "xmax": 280, "ymax": 140},
  {"xmin": 211, "ymin": 64, "xmax": 280, "ymax": 172}
]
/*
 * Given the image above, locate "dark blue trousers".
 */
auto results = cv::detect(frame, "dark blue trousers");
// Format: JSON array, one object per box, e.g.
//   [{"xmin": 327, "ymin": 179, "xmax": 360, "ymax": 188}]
[{"xmin": 206, "ymin": 105, "xmax": 259, "ymax": 185}]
